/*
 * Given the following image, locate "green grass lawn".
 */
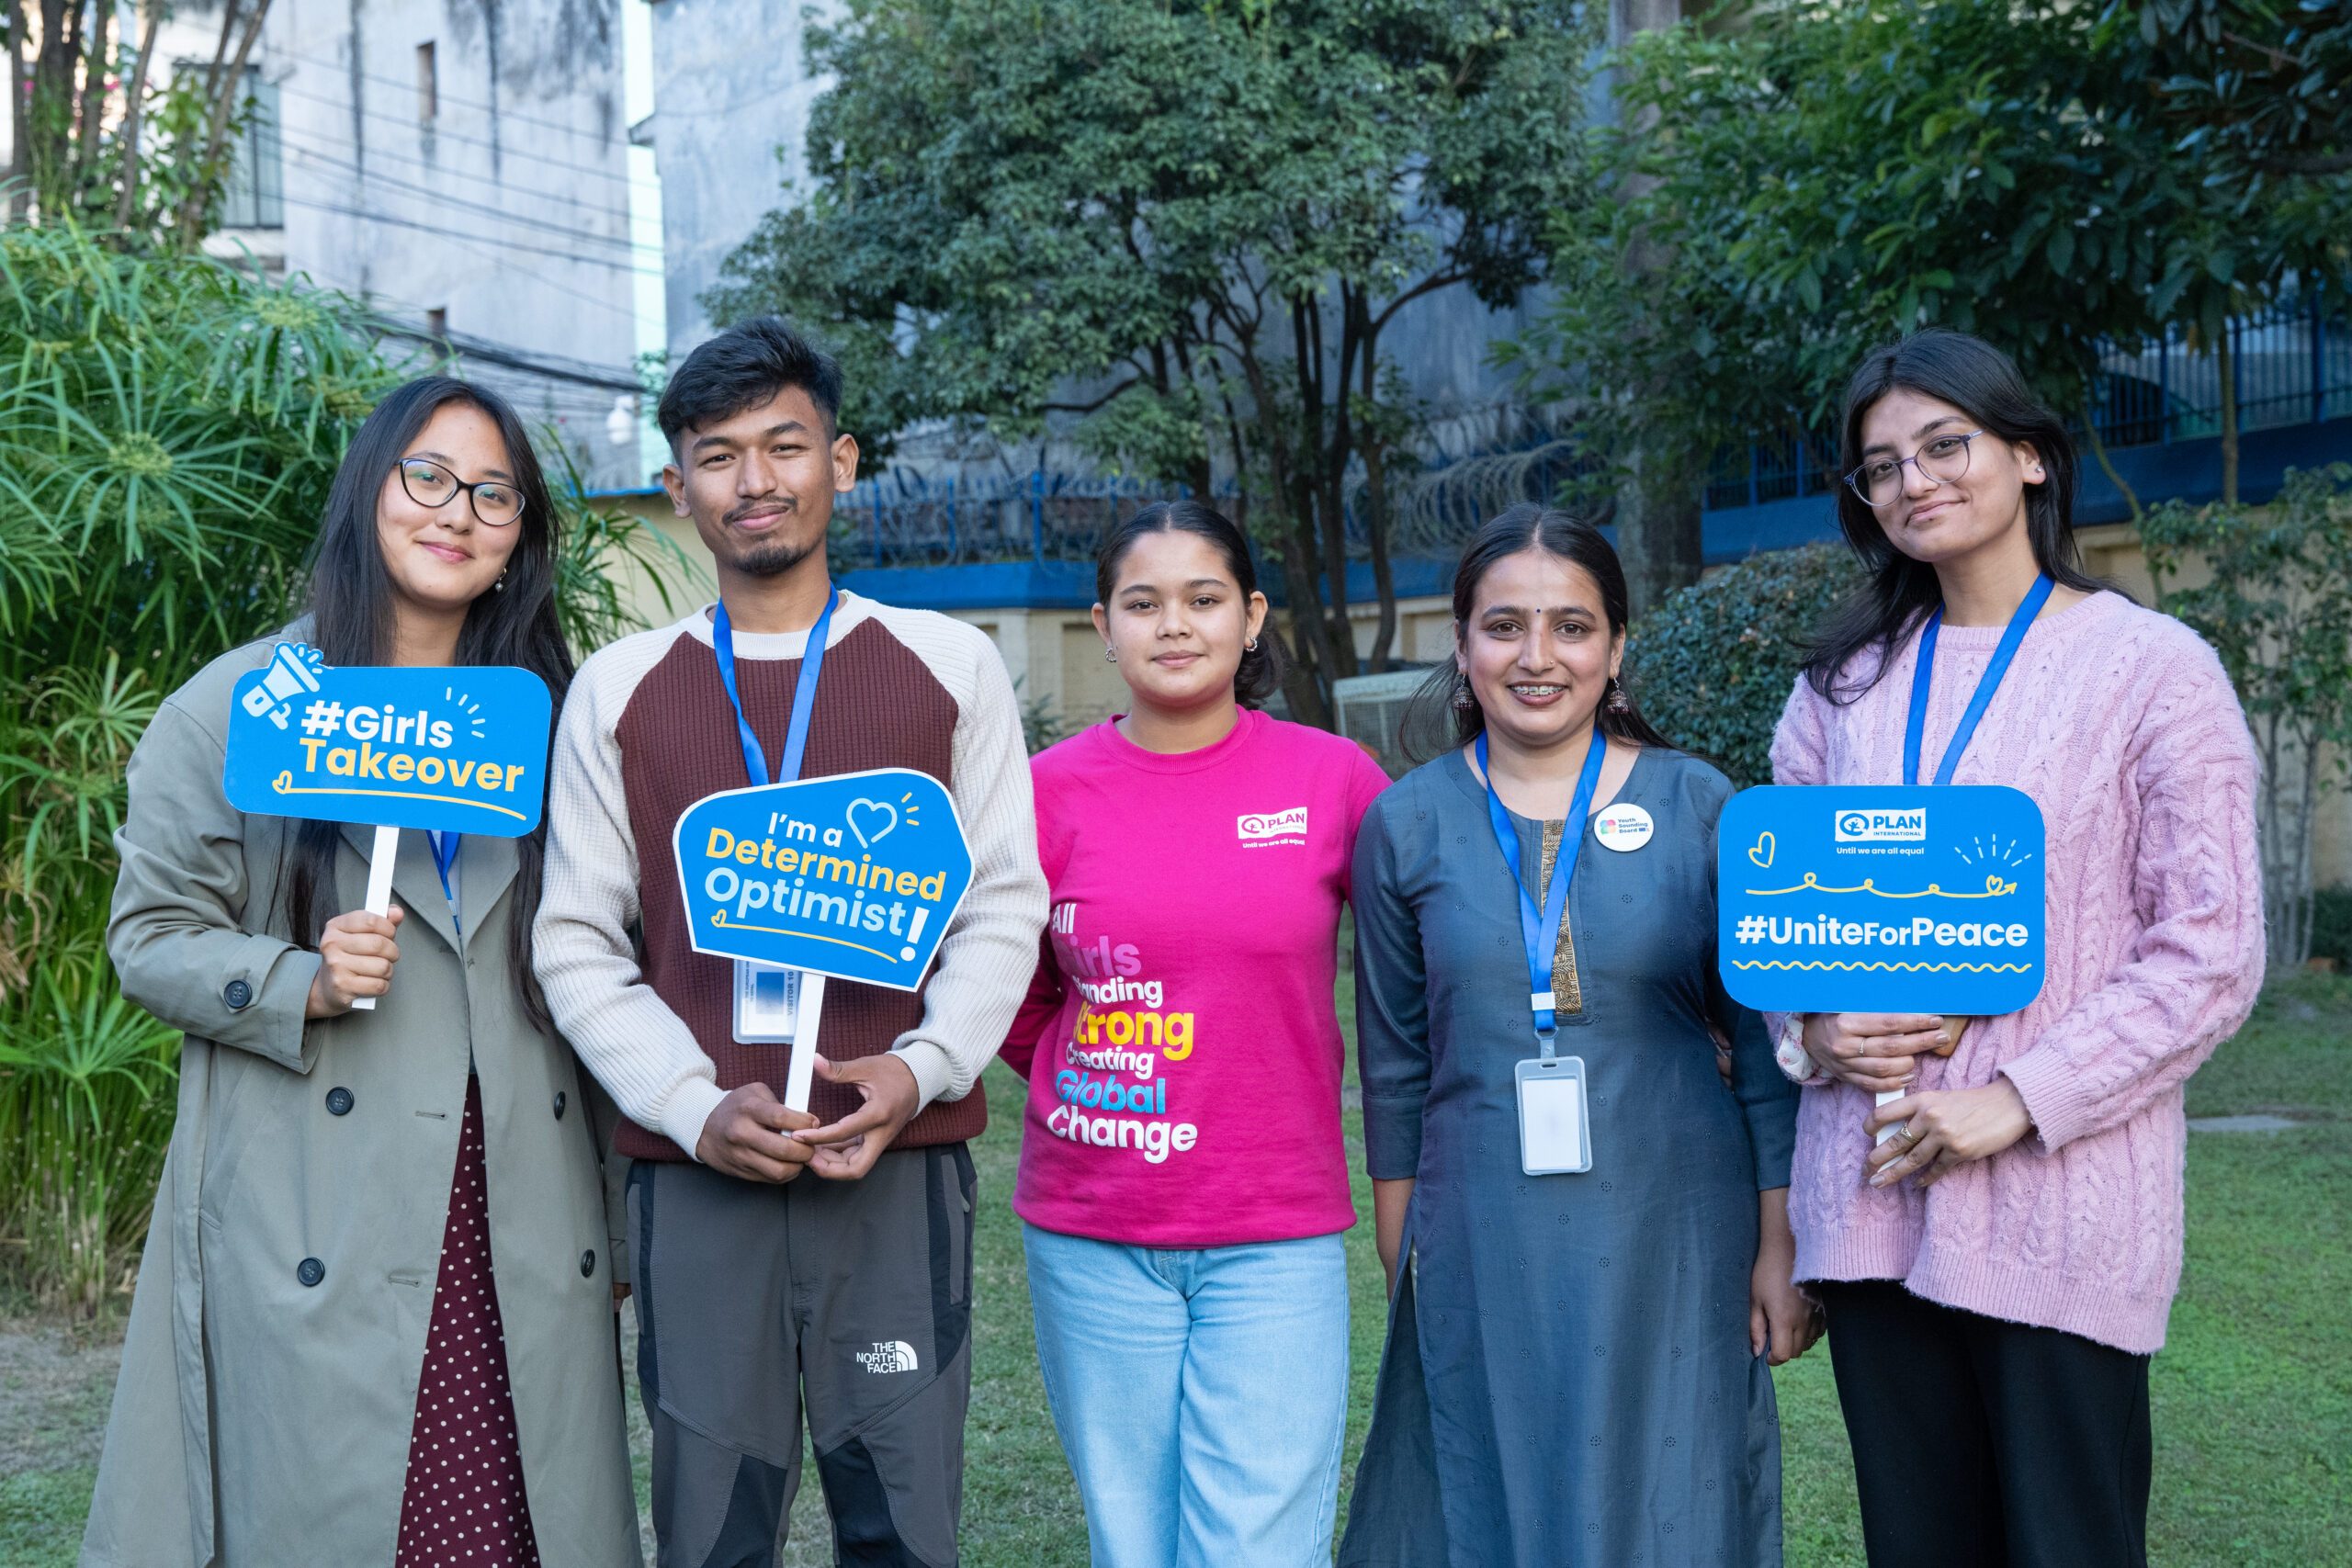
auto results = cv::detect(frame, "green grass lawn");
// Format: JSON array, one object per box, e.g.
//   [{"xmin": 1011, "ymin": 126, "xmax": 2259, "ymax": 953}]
[{"xmin": 8, "ymin": 976, "xmax": 2347, "ymax": 1565}]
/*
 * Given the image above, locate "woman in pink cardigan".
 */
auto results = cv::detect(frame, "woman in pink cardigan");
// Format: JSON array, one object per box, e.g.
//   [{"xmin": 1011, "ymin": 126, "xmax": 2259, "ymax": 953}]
[{"xmin": 1767, "ymin": 330, "xmax": 2265, "ymax": 1568}]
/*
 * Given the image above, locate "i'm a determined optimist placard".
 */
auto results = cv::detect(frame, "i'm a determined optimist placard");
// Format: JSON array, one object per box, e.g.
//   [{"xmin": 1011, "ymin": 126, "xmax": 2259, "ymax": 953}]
[
  {"xmin": 674, "ymin": 768, "xmax": 973, "ymax": 990},
  {"xmin": 222, "ymin": 643, "xmax": 553, "ymax": 836},
  {"xmin": 1717, "ymin": 785, "xmax": 2048, "ymax": 1015}
]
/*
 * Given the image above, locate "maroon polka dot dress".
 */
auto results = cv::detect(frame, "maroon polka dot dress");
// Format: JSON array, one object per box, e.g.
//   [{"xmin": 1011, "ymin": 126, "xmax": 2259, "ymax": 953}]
[{"xmin": 395, "ymin": 1075, "xmax": 542, "ymax": 1566}]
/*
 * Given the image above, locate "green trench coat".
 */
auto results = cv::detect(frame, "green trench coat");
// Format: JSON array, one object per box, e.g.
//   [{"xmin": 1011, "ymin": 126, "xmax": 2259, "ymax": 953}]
[{"xmin": 80, "ymin": 638, "xmax": 639, "ymax": 1567}]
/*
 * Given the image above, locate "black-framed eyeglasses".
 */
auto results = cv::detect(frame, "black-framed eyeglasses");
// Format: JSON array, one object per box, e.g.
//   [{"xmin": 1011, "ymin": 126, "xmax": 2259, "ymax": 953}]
[
  {"xmin": 1844, "ymin": 430, "xmax": 1984, "ymax": 510},
  {"xmin": 398, "ymin": 457, "xmax": 526, "ymax": 527}
]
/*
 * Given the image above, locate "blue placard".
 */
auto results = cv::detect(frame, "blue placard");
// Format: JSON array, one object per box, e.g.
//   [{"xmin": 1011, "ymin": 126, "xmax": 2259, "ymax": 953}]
[
  {"xmin": 222, "ymin": 643, "xmax": 553, "ymax": 837},
  {"xmin": 673, "ymin": 767, "xmax": 973, "ymax": 992},
  {"xmin": 1717, "ymin": 785, "xmax": 2047, "ymax": 1015}
]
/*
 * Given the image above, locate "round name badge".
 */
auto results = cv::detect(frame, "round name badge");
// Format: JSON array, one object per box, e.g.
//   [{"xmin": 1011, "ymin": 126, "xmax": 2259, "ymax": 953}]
[{"xmin": 1593, "ymin": 803, "xmax": 1655, "ymax": 852}]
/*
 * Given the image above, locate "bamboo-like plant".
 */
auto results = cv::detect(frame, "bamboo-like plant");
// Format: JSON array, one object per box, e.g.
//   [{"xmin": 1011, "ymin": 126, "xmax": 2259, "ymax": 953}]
[
  {"xmin": 0, "ymin": 222, "xmax": 688, "ymax": 1311},
  {"xmin": 2143, "ymin": 466, "xmax": 2352, "ymax": 970}
]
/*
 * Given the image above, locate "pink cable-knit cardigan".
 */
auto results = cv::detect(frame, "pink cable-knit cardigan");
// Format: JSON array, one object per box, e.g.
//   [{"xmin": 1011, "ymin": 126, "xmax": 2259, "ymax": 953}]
[{"xmin": 1769, "ymin": 590, "xmax": 2266, "ymax": 1354}]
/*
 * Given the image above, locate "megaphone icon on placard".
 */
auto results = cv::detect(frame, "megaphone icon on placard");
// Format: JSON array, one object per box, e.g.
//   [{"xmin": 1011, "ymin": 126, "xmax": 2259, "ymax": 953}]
[{"xmin": 242, "ymin": 643, "xmax": 326, "ymax": 730}]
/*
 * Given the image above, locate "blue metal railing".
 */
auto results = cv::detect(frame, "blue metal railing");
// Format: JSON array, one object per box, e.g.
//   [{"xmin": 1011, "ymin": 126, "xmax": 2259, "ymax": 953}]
[
  {"xmin": 835, "ymin": 469, "xmax": 1228, "ymax": 569},
  {"xmin": 1702, "ymin": 287, "xmax": 2347, "ymax": 512},
  {"xmin": 845, "ymin": 289, "xmax": 2349, "ymax": 570}
]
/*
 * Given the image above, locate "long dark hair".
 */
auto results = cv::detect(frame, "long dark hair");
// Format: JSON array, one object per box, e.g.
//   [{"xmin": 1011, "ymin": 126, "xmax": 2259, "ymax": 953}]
[
  {"xmin": 282, "ymin": 376, "xmax": 575, "ymax": 1033},
  {"xmin": 1405, "ymin": 504, "xmax": 1678, "ymax": 762},
  {"xmin": 1093, "ymin": 499, "xmax": 1283, "ymax": 707},
  {"xmin": 1803, "ymin": 329, "xmax": 2109, "ymax": 701}
]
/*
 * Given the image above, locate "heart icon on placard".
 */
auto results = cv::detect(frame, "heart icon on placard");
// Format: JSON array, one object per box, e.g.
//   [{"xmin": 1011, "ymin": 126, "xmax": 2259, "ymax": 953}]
[
  {"xmin": 845, "ymin": 798, "xmax": 900, "ymax": 848},
  {"xmin": 1747, "ymin": 831, "xmax": 1776, "ymax": 870}
]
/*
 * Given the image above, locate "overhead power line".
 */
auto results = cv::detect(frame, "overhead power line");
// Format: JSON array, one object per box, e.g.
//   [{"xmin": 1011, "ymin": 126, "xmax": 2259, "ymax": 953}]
[
  {"xmin": 277, "ymin": 129, "xmax": 649, "ymax": 257},
  {"xmin": 277, "ymin": 193, "xmax": 667, "ymax": 279},
  {"xmin": 269, "ymin": 75, "xmax": 665, "ymax": 199}
]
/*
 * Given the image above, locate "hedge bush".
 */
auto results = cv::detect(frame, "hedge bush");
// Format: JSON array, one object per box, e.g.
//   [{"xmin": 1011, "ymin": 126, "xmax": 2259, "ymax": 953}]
[{"xmin": 1627, "ymin": 542, "xmax": 1860, "ymax": 787}]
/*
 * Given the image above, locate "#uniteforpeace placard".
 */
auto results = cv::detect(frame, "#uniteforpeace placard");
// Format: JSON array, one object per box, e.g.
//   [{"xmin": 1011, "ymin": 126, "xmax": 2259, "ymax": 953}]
[{"xmin": 1717, "ymin": 785, "xmax": 2048, "ymax": 1016}]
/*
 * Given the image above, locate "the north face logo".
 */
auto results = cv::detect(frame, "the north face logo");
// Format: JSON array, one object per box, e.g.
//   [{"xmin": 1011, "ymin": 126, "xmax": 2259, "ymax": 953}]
[{"xmin": 854, "ymin": 1340, "xmax": 919, "ymax": 1374}]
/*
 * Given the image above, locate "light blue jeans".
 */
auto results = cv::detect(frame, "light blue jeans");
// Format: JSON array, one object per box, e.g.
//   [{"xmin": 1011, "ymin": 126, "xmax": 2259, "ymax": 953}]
[{"xmin": 1023, "ymin": 1223, "xmax": 1351, "ymax": 1568}]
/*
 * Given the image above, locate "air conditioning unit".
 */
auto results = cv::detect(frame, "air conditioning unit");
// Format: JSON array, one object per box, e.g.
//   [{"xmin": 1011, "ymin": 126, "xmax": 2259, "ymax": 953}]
[{"xmin": 1332, "ymin": 667, "xmax": 1435, "ymax": 778}]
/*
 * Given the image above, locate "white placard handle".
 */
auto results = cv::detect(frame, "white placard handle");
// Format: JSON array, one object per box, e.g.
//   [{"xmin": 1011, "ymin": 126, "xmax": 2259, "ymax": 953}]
[
  {"xmin": 1873, "ymin": 1087, "xmax": 1906, "ymax": 1145},
  {"xmin": 783, "ymin": 972, "xmax": 827, "ymax": 1113},
  {"xmin": 349, "ymin": 824, "xmax": 399, "ymax": 1011}
]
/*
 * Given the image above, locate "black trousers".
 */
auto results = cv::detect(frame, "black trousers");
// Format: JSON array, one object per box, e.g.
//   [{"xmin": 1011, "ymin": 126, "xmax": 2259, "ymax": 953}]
[{"xmin": 1815, "ymin": 1280, "xmax": 2153, "ymax": 1568}]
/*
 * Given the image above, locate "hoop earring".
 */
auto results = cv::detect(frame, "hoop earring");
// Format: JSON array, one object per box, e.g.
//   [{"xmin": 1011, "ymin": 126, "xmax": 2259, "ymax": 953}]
[
  {"xmin": 1606, "ymin": 677, "xmax": 1631, "ymax": 715},
  {"xmin": 1104, "ymin": 647, "xmax": 1117, "ymax": 663},
  {"xmin": 1451, "ymin": 672, "xmax": 1475, "ymax": 711},
  {"xmin": 1245, "ymin": 637, "xmax": 1260, "ymax": 653}
]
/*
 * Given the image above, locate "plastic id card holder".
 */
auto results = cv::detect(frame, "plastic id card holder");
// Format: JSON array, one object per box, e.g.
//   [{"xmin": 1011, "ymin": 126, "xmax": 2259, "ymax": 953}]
[
  {"xmin": 732, "ymin": 960, "xmax": 801, "ymax": 1044},
  {"xmin": 1515, "ymin": 1054, "xmax": 1592, "ymax": 1175}
]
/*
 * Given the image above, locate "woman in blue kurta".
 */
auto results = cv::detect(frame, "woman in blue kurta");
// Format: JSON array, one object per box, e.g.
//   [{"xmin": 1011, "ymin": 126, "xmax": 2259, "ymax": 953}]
[{"xmin": 1339, "ymin": 506, "xmax": 1815, "ymax": 1568}]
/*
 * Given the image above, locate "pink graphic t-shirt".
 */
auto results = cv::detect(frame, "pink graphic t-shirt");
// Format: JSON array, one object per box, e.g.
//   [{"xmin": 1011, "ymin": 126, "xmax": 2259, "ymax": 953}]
[{"xmin": 1002, "ymin": 708, "xmax": 1393, "ymax": 1247}]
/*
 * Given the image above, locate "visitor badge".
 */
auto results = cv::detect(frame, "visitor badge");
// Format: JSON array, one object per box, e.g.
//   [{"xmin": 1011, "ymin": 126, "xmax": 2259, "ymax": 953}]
[
  {"xmin": 1515, "ymin": 1054, "xmax": 1591, "ymax": 1175},
  {"xmin": 1594, "ymin": 803, "xmax": 1654, "ymax": 852},
  {"xmin": 732, "ymin": 960, "xmax": 801, "ymax": 1043}
]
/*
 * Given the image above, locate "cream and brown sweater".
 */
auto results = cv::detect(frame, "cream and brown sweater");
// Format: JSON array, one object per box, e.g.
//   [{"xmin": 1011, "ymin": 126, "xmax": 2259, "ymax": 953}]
[{"xmin": 536, "ymin": 592, "xmax": 1047, "ymax": 1162}]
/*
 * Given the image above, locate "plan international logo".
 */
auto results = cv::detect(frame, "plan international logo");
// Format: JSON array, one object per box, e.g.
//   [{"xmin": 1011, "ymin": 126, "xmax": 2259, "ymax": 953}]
[
  {"xmin": 1237, "ymin": 807, "xmax": 1309, "ymax": 847},
  {"xmin": 1835, "ymin": 807, "xmax": 1928, "ymax": 843}
]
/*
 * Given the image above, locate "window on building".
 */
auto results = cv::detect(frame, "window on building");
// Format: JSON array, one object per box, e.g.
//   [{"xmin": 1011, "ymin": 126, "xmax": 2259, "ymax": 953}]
[
  {"xmin": 175, "ymin": 65, "xmax": 283, "ymax": 230},
  {"xmin": 417, "ymin": 42, "xmax": 437, "ymax": 122}
]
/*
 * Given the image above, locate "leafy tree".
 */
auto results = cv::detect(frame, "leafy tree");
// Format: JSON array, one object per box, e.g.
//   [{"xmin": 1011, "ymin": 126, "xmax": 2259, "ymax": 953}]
[
  {"xmin": 6, "ymin": 0, "xmax": 275, "ymax": 241},
  {"xmin": 1513, "ymin": 0, "xmax": 2351, "ymax": 550},
  {"xmin": 2141, "ymin": 465, "xmax": 2352, "ymax": 969},
  {"xmin": 710, "ymin": 0, "xmax": 1599, "ymax": 725}
]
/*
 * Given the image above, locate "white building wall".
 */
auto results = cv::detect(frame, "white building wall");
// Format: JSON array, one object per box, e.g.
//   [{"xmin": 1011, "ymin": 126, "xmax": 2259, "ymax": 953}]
[
  {"xmin": 645, "ymin": 0, "xmax": 840, "ymax": 364},
  {"xmin": 153, "ymin": 0, "xmax": 651, "ymax": 487}
]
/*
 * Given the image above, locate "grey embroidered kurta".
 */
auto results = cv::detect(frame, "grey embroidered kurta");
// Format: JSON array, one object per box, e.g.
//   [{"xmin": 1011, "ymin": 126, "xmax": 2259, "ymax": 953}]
[{"xmin": 1340, "ymin": 747, "xmax": 1797, "ymax": 1568}]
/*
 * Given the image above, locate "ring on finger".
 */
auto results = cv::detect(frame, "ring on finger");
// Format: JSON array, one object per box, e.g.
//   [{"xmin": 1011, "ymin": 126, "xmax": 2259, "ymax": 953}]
[{"xmin": 1896, "ymin": 1122, "xmax": 1923, "ymax": 1146}]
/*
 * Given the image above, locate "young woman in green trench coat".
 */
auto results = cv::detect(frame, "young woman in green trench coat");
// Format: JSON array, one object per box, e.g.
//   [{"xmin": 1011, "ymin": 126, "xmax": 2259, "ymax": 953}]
[{"xmin": 80, "ymin": 378, "xmax": 638, "ymax": 1567}]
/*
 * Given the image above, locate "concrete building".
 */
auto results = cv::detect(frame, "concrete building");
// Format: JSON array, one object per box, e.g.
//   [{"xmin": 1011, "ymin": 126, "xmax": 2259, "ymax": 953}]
[
  {"xmin": 642, "ymin": 0, "xmax": 837, "ymax": 364},
  {"xmin": 164, "ymin": 0, "xmax": 653, "ymax": 487}
]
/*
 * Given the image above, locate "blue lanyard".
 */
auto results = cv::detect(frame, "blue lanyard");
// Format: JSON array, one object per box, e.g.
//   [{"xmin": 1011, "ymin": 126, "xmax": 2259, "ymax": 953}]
[
  {"xmin": 1476, "ymin": 720, "xmax": 1609, "ymax": 1050},
  {"xmin": 712, "ymin": 590, "xmax": 838, "ymax": 786},
  {"xmin": 1903, "ymin": 574, "xmax": 2052, "ymax": 788},
  {"xmin": 429, "ymin": 829, "xmax": 461, "ymax": 933}
]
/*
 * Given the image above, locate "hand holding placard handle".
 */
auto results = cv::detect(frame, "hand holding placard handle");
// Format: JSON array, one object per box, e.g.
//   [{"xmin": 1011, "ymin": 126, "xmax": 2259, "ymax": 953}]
[
  {"xmin": 224, "ymin": 648, "xmax": 553, "ymax": 1015},
  {"xmin": 348, "ymin": 824, "xmax": 401, "ymax": 1011},
  {"xmin": 783, "ymin": 973, "xmax": 827, "ymax": 1114}
]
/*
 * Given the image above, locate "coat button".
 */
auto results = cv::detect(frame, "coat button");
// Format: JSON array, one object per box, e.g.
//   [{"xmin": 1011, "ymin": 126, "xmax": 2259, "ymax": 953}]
[
  {"xmin": 297, "ymin": 1258, "xmax": 324, "ymax": 1287},
  {"xmin": 223, "ymin": 978, "xmax": 253, "ymax": 1010},
  {"xmin": 552, "ymin": 1090, "xmax": 567, "ymax": 1121},
  {"xmin": 580, "ymin": 1249, "xmax": 596, "ymax": 1278},
  {"xmin": 325, "ymin": 1087, "xmax": 354, "ymax": 1116}
]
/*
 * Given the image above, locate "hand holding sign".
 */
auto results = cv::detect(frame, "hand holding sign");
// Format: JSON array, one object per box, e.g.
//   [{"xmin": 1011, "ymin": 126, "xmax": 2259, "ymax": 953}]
[
  {"xmin": 1717, "ymin": 785, "xmax": 2047, "ymax": 1016},
  {"xmin": 225, "ymin": 643, "xmax": 553, "ymax": 1010},
  {"xmin": 674, "ymin": 766, "xmax": 974, "ymax": 1112}
]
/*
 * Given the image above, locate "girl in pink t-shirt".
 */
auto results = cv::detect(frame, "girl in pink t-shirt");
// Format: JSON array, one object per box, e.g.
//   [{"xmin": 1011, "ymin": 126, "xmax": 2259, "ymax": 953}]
[{"xmin": 1001, "ymin": 501, "xmax": 1388, "ymax": 1568}]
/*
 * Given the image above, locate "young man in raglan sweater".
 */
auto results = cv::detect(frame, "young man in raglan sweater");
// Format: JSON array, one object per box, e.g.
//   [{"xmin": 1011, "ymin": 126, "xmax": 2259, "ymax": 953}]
[{"xmin": 536, "ymin": 317, "xmax": 1046, "ymax": 1567}]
